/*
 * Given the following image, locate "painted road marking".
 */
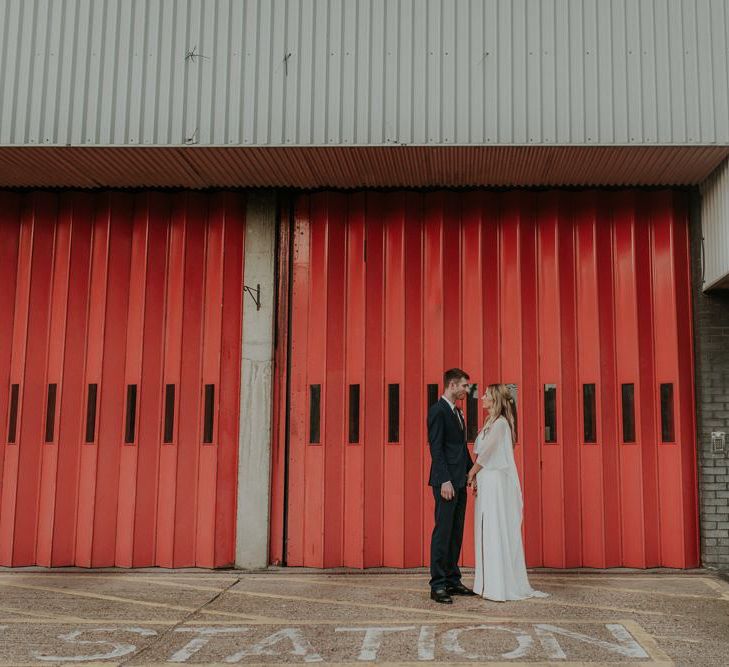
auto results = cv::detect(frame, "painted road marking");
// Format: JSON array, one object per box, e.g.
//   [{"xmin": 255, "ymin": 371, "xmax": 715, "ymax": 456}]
[
  {"xmin": 0, "ymin": 621, "xmax": 669, "ymax": 663},
  {"xmin": 229, "ymin": 576, "xmax": 675, "ymax": 618}
]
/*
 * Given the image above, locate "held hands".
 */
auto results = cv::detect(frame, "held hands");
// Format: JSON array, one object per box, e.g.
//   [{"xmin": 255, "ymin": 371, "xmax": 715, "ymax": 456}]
[
  {"xmin": 466, "ymin": 469, "xmax": 479, "ymax": 496},
  {"xmin": 440, "ymin": 481, "xmax": 455, "ymax": 501}
]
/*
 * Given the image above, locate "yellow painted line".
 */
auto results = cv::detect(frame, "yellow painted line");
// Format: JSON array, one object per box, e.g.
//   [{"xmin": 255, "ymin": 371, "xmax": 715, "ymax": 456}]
[
  {"xmin": 0, "ymin": 580, "xmax": 200, "ymax": 613},
  {"xmin": 0, "ymin": 616, "xmax": 641, "ymax": 626},
  {"xmin": 0, "ymin": 604, "xmax": 88, "ymax": 624},
  {"xmin": 620, "ymin": 619, "xmax": 674, "ymax": 663},
  {"xmin": 651, "ymin": 635, "xmax": 703, "ymax": 644},
  {"xmin": 541, "ymin": 580, "xmax": 725, "ymax": 600},
  {"xmin": 701, "ymin": 577, "xmax": 729, "ymax": 599},
  {"xmin": 0, "ymin": 618, "xmax": 175, "ymax": 625},
  {"xmin": 0, "ymin": 573, "xmax": 236, "ymax": 587},
  {"xmin": 96, "ymin": 574, "xmax": 228, "ymax": 594},
  {"xmin": 235, "ymin": 574, "xmax": 672, "ymax": 618},
  {"xmin": 0, "ymin": 580, "xmax": 276, "ymax": 624},
  {"xmin": 229, "ymin": 587, "xmax": 669, "ymax": 624},
  {"xmin": 111, "ymin": 663, "xmax": 668, "ymax": 667}
]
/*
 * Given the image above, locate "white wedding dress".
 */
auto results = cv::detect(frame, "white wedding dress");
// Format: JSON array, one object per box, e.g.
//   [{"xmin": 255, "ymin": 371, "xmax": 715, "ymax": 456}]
[{"xmin": 472, "ymin": 416, "xmax": 548, "ymax": 601}]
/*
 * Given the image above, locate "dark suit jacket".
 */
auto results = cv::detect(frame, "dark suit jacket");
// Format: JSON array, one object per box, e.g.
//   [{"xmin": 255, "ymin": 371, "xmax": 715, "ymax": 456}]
[{"xmin": 427, "ymin": 397, "xmax": 473, "ymax": 488}]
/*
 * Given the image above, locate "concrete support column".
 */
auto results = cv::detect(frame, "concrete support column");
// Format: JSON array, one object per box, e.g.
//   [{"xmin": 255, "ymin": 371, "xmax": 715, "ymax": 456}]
[{"xmin": 236, "ymin": 191, "xmax": 277, "ymax": 568}]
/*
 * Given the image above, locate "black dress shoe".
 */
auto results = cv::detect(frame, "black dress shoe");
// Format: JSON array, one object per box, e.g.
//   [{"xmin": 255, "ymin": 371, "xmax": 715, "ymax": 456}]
[
  {"xmin": 446, "ymin": 583, "xmax": 477, "ymax": 596},
  {"xmin": 430, "ymin": 588, "xmax": 453, "ymax": 604}
]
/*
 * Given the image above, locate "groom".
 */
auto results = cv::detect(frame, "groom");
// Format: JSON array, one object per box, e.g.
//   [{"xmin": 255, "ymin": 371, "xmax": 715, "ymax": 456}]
[{"xmin": 427, "ymin": 368, "xmax": 476, "ymax": 603}]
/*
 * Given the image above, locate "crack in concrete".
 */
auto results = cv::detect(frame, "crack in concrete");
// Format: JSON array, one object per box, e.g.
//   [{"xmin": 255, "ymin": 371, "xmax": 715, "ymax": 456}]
[{"xmin": 119, "ymin": 576, "xmax": 242, "ymax": 666}]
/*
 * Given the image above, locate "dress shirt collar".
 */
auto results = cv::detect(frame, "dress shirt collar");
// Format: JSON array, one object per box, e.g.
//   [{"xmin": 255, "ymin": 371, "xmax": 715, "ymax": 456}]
[{"xmin": 442, "ymin": 395, "xmax": 456, "ymax": 411}]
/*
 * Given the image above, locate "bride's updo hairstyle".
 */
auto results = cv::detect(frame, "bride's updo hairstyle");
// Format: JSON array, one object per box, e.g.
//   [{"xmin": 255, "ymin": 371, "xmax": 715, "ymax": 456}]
[{"xmin": 485, "ymin": 384, "xmax": 517, "ymax": 444}]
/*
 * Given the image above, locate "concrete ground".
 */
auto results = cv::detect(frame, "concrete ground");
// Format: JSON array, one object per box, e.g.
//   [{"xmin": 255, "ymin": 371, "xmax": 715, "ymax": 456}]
[{"xmin": 0, "ymin": 569, "xmax": 727, "ymax": 666}]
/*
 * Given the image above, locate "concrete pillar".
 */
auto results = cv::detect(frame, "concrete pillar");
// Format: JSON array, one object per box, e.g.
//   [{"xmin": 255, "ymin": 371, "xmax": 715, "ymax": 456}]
[{"xmin": 236, "ymin": 191, "xmax": 277, "ymax": 568}]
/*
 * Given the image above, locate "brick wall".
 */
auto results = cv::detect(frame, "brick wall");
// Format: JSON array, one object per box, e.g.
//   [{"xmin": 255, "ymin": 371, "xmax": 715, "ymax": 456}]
[{"xmin": 691, "ymin": 191, "xmax": 729, "ymax": 570}]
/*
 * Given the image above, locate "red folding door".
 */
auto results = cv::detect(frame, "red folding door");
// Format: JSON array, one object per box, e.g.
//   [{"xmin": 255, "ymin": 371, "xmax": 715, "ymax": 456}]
[
  {"xmin": 0, "ymin": 191, "xmax": 244, "ymax": 567},
  {"xmin": 274, "ymin": 190, "xmax": 698, "ymax": 569}
]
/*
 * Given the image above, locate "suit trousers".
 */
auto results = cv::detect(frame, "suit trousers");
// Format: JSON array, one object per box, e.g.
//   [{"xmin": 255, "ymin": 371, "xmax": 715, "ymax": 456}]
[{"xmin": 429, "ymin": 484, "xmax": 467, "ymax": 591}]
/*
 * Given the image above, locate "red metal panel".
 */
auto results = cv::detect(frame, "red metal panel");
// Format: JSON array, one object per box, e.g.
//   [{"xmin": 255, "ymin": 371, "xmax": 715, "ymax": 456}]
[
  {"xmin": 500, "ymin": 192, "xmax": 525, "ymax": 564},
  {"xmin": 51, "ymin": 195, "xmax": 94, "ymax": 566},
  {"xmin": 635, "ymin": 194, "xmax": 661, "ymax": 566},
  {"xmin": 421, "ymin": 192, "xmax": 445, "ymax": 566},
  {"xmin": 671, "ymin": 193, "xmax": 700, "ymax": 568},
  {"xmin": 574, "ymin": 192, "xmax": 606, "ymax": 567},
  {"xmin": 460, "ymin": 192, "xmax": 484, "ymax": 568},
  {"xmin": 174, "ymin": 195, "xmax": 207, "ymax": 566},
  {"xmin": 518, "ymin": 199, "xmax": 542, "ymax": 567},
  {"xmin": 115, "ymin": 195, "xmax": 151, "ymax": 567},
  {"xmin": 280, "ymin": 189, "xmax": 698, "ymax": 568},
  {"xmin": 402, "ymin": 192, "xmax": 425, "ymax": 568},
  {"xmin": 323, "ymin": 193, "xmax": 347, "ymax": 568},
  {"xmin": 76, "ymin": 197, "xmax": 111, "ymax": 567},
  {"xmin": 36, "ymin": 198, "xmax": 72, "ymax": 566},
  {"xmin": 0, "ymin": 193, "xmax": 21, "ymax": 561},
  {"xmin": 196, "ymin": 193, "xmax": 225, "ymax": 568},
  {"xmin": 613, "ymin": 192, "xmax": 646, "ymax": 567},
  {"xmin": 132, "ymin": 193, "xmax": 170, "ymax": 566},
  {"xmin": 342, "ymin": 193, "xmax": 366, "ymax": 568},
  {"xmin": 215, "ymin": 193, "xmax": 244, "ymax": 567},
  {"xmin": 558, "ymin": 201, "xmax": 582, "ymax": 567},
  {"xmin": 650, "ymin": 191, "xmax": 691, "ymax": 567},
  {"xmin": 11, "ymin": 195, "xmax": 57, "ymax": 565},
  {"xmin": 595, "ymin": 194, "xmax": 622, "ymax": 566},
  {"xmin": 303, "ymin": 193, "xmax": 328, "ymax": 567},
  {"xmin": 362, "ymin": 194, "xmax": 385, "ymax": 568},
  {"xmin": 383, "ymin": 194, "xmax": 405, "ymax": 567},
  {"xmin": 537, "ymin": 193, "xmax": 566, "ymax": 568},
  {"xmin": 0, "ymin": 194, "xmax": 25, "ymax": 566},
  {"xmin": 156, "ymin": 198, "xmax": 186, "ymax": 567},
  {"xmin": 0, "ymin": 190, "xmax": 245, "ymax": 567},
  {"xmin": 92, "ymin": 194, "xmax": 134, "ymax": 566}
]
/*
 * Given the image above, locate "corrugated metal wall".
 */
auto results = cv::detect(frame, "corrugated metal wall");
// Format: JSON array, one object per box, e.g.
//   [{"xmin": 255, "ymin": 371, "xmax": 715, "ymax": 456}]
[
  {"xmin": 1, "ymin": 0, "xmax": 728, "ymax": 147},
  {"xmin": 701, "ymin": 158, "xmax": 729, "ymax": 290},
  {"xmin": 274, "ymin": 190, "xmax": 699, "ymax": 569}
]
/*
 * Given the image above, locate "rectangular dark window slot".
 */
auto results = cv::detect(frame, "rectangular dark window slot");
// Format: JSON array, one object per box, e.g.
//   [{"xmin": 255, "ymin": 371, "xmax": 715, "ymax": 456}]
[
  {"xmin": 7, "ymin": 383, "xmax": 19, "ymax": 443},
  {"xmin": 45, "ymin": 384, "xmax": 57, "ymax": 443},
  {"xmin": 309, "ymin": 384, "xmax": 321, "ymax": 444},
  {"xmin": 544, "ymin": 384, "xmax": 557, "ymax": 443},
  {"xmin": 85, "ymin": 384, "xmax": 98, "ymax": 443},
  {"xmin": 583, "ymin": 383, "xmax": 597, "ymax": 443},
  {"xmin": 163, "ymin": 384, "xmax": 175, "ymax": 443},
  {"xmin": 203, "ymin": 384, "xmax": 215, "ymax": 444},
  {"xmin": 427, "ymin": 384, "xmax": 439, "ymax": 410},
  {"xmin": 124, "ymin": 384, "xmax": 137, "ymax": 444},
  {"xmin": 387, "ymin": 383, "xmax": 400, "ymax": 443},
  {"xmin": 348, "ymin": 384, "xmax": 360, "ymax": 444},
  {"xmin": 466, "ymin": 384, "xmax": 478, "ymax": 442},
  {"xmin": 621, "ymin": 384, "xmax": 636, "ymax": 443},
  {"xmin": 660, "ymin": 383, "xmax": 675, "ymax": 443}
]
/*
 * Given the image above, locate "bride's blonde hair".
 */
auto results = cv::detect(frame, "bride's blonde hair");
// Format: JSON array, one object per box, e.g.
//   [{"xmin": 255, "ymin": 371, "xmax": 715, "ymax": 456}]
[{"xmin": 484, "ymin": 384, "xmax": 517, "ymax": 444}]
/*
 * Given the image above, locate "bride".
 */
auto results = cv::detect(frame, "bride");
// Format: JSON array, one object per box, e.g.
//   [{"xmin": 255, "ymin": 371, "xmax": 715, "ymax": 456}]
[{"xmin": 467, "ymin": 384, "xmax": 547, "ymax": 601}]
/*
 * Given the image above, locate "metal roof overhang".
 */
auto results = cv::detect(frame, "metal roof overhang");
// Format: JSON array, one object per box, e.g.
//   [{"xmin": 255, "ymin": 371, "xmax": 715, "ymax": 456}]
[{"xmin": 0, "ymin": 145, "xmax": 727, "ymax": 190}]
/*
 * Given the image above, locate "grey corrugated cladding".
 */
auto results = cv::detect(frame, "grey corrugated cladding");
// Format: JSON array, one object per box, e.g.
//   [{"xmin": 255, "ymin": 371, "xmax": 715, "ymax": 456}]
[
  {"xmin": 1, "ymin": 0, "xmax": 729, "ymax": 147},
  {"xmin": 701, "ymin": 158, "xmax": 729, "ymax": 290}
]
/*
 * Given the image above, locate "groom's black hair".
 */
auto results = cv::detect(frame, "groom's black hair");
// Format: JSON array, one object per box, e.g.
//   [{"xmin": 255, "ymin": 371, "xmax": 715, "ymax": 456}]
[{"xmin": 443, "ymin": 368, "xmax": 469, "ymax": 389}]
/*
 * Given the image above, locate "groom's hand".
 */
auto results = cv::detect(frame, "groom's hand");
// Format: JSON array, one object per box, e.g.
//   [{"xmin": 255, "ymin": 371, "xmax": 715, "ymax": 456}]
[{"xmin": 440, "ymin": 481, "xmax": 455, "ymax": 501}]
